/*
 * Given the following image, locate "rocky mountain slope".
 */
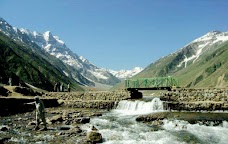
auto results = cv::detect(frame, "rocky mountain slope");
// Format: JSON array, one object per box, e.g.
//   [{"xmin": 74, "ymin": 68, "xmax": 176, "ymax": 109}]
[
  {"xmin": 0, "ymin": 31, "xmax": 83, "ymax": 91},
  {"xmin": 112, "ymin": 31, "xmax": 228, "ymax": 89},
  {"xmin": 19, "ymin": 28, "xmax": 120, "ymax": 86},
  {"xmin": 0, "ymin": 18, "xmax": 120, "ymax": 87}
]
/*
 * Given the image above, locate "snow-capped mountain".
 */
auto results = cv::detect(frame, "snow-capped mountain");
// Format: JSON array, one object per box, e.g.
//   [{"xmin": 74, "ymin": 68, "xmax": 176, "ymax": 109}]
[
  {"xmin": 133, "ymin": 30, "xmax": 228, "ymax": 88},
  {"xmin": 19, "ymin": 29, "xmax": 120, "ymax": 85},
  {"xmin": 177, "ymin": 31, "xmax": 228, "ymax": 68},
  {"xmin": 0, "ymin": 18, "xmax": 31, "ymax": 44},
  {"xmin": 109, "ymin": 67, "xmax": 143, "ymax": 80},
  {"xmin": 0, "ymin": 18, "xmax": 120, "ymax": 86}
]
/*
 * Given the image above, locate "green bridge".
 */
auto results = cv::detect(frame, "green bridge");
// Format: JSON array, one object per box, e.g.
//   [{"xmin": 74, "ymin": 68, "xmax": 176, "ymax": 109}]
[{"xmin": 125, "ymin": 77, "xmax": 179, "ymax": 92}]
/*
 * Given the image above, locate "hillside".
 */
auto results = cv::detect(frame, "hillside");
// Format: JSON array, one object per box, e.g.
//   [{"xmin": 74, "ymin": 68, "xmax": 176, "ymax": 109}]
[
  {"xmin": 111, "ymin": 31, "xmax": 228, "ymax": 90},
  {"xmin": 0, "ymin": 31, "xmax": 83, "ymax": 91}
]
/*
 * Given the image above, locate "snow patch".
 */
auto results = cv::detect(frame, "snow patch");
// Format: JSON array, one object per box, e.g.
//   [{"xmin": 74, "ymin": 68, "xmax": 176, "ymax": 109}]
[
  {"xmin": 88, "ymin": 70, "xmax": 108, "ymax": 80},
  {"xmin": 53, "ymin": 36, "xmax": 64, "ymax": 44},
  {"xmin": 109, "ymin": 67, "xmax": 143, "ymax": 79},
  {"xmin": 63, "ymin": 71, "xmax": 69, "ymax": 77},
  {"xmin": 43, "ymin": 31, "xmax": 52, "ymax": 41}
]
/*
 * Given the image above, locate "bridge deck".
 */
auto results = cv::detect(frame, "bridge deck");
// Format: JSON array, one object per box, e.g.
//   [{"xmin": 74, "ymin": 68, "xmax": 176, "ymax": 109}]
[
  {"xmin": 125, "ymin": 77, "xmax": 178, "ymax": 91},
  {"xmin": 127, "ymin": 87, "xmax": 172, "ymax": 91}
]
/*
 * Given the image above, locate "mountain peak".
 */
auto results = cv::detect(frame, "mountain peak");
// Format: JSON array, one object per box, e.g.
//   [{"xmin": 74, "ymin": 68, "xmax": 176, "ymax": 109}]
[
  {"xmin": 0, "ymin": 17, "xmax": 7, "ymax": 23},
  {"xmin": 109, "ymin": 67, "xmax": 143, "ymax": 80},
  {"xmin": 205, "ymin": 30, "xmax": 222, "ymax": 36},
  {"xmin": 0, "ymin": 18, "xmax": 11, "ymax": 28},
  {"xmin": 20, "ymin": 28, "xmax": 32, "ymax": 35},
  {"xmin": 44, "ymin": 31, "xmax": 52, "ymax": 35},
  {"xmin": 192, "ymin": 31, "xmax": 228, "ymax": 44},
  {"xmin": 43, "ymin": 31, "xmax": 53, "ymax": 41}
]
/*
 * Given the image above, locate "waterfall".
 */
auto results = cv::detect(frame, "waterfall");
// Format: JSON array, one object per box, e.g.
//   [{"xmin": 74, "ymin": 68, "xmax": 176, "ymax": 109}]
[
  {"xmin": 84, "ymin": 97, "xmax": 228, "ymax": 144},
  {"xmin": 114, "ymin": 97, "xmax": 164, "ymax": 115}
]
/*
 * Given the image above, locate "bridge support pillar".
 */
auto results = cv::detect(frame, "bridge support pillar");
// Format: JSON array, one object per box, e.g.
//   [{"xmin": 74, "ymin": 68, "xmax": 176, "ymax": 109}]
[{"xmin": 129, "ymin": 89, "xmax": 142, "ymax": 99}]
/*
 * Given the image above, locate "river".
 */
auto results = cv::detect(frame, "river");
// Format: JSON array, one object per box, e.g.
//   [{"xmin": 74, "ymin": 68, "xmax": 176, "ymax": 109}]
[{"xmin": 82, "ymin": 97, "xmax": 228, "ymax": 144}]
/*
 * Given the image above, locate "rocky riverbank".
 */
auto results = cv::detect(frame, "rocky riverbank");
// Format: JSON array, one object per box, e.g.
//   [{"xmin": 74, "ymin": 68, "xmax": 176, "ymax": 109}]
[
  {"xmin": 0, "ymin": 89, "xmax": 131, "ymax": 143},
  {"xmin": 1, "ymin": 87, "xmax": 228, "ymax": 143},
  {"xmin": 0, "ymin": 107, "xmax": 105, "ymax": 143}
]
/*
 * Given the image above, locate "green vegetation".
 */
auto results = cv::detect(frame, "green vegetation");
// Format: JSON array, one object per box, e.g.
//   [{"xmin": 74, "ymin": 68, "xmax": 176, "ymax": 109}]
[{"xmin": 205, "ymin": 62, "xmax": 222, "ymax": 76}]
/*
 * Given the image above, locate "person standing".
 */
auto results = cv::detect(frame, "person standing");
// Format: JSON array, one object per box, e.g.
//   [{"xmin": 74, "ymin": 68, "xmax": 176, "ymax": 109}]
[
  {"xmin": 54, "ymin": 83, "xmax": 57, "ymax": 92},
  {"xmin": 60, "ymin": 83, "xmax": 64, "ymax": 92},
  {"xmin": 8, "ymin": 77, "xmax": 12, "ymax": 86},
  {"xmin": 25, "ymin": 96, "xmax": 47, "ymax": 130},
  {"xmin": 67, "ymin": 83, "xmax": 70, "ymax": 92}
]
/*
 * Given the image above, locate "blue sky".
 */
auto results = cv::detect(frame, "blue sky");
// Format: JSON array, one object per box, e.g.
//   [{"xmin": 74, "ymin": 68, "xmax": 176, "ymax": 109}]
[{"xmin": 1, "ymin": 0, "xmax": 228, "ymax": 70}]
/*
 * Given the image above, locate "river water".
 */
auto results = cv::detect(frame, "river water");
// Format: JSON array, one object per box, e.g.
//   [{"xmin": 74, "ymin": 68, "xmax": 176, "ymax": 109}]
[{"xmin": 83, "ymin": 97, "xmax": 228, "ymax": 144}]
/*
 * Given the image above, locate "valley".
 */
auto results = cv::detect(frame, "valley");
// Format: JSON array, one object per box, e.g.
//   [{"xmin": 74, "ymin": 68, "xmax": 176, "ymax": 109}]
[{"xmin": 1, "ymin": 17, "xmax": 228, "ymax": 144}]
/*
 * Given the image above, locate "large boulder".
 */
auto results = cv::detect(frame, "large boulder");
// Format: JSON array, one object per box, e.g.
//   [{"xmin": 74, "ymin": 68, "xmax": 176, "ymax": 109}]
[
  {"xmin": 86, "ymin": 131, "xmax": 103, "ymax": 143},
  {"xmin": 56, "ymin": 126, "xmax": 82, "ymax": 137}
]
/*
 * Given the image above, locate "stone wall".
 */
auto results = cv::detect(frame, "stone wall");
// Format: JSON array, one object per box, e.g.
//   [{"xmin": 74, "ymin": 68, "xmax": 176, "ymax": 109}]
[
  {"xmin": 160, "ymin": 88, "xmax": 228, "ymax": 111},
  {"xmin": 44, "ymin": 91, "xmax": 130, "ymax": 101},
  {"xmin": 43, "ymin": 91, "xmax": 130, "ymax": 109}
]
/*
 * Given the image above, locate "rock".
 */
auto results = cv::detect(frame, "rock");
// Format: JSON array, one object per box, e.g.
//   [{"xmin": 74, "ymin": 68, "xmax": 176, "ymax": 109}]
[
  {"xmin": 17, "ymin": 117, "xmax": 22, "ymax": 121},
  {"xmin": 89, "ymin": 113, "xmax": 102, "ymax": 117},
  {"xmin": 0, "ymin": 136, "xmax": 11, "ymax": 143},
  {"xmin": 49, "ymin": 115, "xmax": 63, "ymax": 123},
  {"xmin": 58, "ymin": 125, "xmax": 71, "ymax": 130},
  {"xmin": 71, "ymin": 126, "xmax": 82, "ymax": 133},
  {"xmin": 86, "ymin": 131, "xmax": 103, "ymax": 143},
  {"xmin": 72, "ymin": 113, "xmax": 81, "ymax": 118},
  {"xmin": 46, "ymin": 119, "xmax": 52, "ymax": 125},
  {"xmin": 91, "ymin": 126, "xmax": 98, "ymax": 131},
  {"xmin": 27, "ymin": 121, "xmax": 36, "ymax": 126},
  {"xmin": 67, "ymin": 126, "xmax": 83, "ymax": 136},
  {"xmin": 56, "ymin": 126, "xmax": 82, "ymax": 137},
  {"xmin": 74, "ymin": 117, "xmax": 90, "ymax": 124},
  {"xmin": 56, "ymin": 132, "xmax": 64, "ymax": 136},
  {"xmin": 136, "ymin": 112, "xmax": 169, "ymax": 122},
  {"xmin": 150, "ymin": 125, "xmax": 163, "ymax": 131},
  {"xmin": 63, "ymin": 120, "xmax": 71, "ymax": 125},
  {"xmin": 0, "ymin": 125, "xmax": 10, "ymax": 131},
  {"xmin": 151, "ymin": 120, "xmax": 163, "ymax": 126},
  {"xmin": 57, "ymin": 99, "xmax": 64, "ymax": 105}
]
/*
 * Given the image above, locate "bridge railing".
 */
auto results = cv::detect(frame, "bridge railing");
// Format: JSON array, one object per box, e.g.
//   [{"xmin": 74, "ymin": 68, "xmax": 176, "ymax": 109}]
[{"xmin": 125, "ymin": 77, "xmax": 179, "ymax": 89}]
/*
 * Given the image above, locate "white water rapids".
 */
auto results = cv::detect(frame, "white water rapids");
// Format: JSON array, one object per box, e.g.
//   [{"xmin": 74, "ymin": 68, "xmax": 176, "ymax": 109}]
[{"xmin": 82, "ymin": 97, "xmax": 228, "ymax": 144}]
